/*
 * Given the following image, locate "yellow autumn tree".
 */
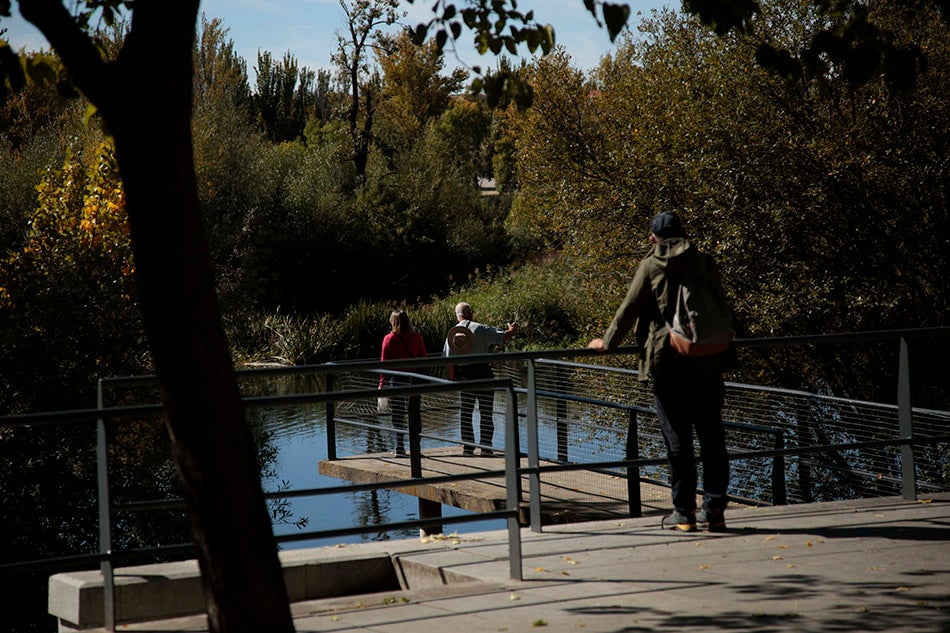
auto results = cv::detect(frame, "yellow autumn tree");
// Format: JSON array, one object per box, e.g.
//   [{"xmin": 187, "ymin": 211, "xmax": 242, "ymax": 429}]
[{"xmin": 0, "ymin": 140, "xmax": 145, "ymax": 411}]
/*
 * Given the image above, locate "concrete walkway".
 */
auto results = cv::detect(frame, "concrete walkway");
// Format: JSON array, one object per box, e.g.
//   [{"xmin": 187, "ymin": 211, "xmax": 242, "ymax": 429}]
[{"xmin": 80, "ymin": 494, "xmax": 950, "ymax": 632}]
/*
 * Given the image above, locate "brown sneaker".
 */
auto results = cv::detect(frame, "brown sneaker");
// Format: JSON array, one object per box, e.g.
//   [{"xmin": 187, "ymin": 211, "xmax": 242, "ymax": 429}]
[
  {"xmin": 661, "ymin": 510, "xmax": 697, "ymax": 532},
  {"xmin": 697, "ymin": 508, "xmax": 726, "ymax": 532}
]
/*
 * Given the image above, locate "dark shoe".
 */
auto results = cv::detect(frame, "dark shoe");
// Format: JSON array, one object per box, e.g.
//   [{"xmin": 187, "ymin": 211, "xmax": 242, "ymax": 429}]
[
  {"xmin": 661, "ymin": 510, "xmax": 697, "ymax": 532},
  {"xmin": 697, "ymin": 507, "xmax": 727, "ymax": 532},
  {"xmin": 462, "ymin": 448, "xmax": 475, "ymax": 456},
  {"xmin": 480, "ymin": 447, "xmax": 494, "ymax": 456}
]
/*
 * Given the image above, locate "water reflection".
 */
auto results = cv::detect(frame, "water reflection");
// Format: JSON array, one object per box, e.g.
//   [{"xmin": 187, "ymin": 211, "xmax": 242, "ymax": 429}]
[
  {"xmin": 248, "ymin": 391, "xmax": 643, "ymax": 550},
  {"xmin": 249, "ymin": 404, "xmax": 430, "ymax": 549}
]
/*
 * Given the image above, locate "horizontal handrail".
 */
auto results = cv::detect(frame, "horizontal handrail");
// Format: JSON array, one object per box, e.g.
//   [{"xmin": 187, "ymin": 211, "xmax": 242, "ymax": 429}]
[
  {"xmin": 0, "ymin": 403, "xmax": 163, "ymax": 428},
  {"xmin": 275, "ymin": 509, "xmax": 518, "ymax": 545},
  {"xmin": 116, "ymin": 466, "xmax": 515, "ymax": 513},
  {"xmin": 93, "ymin": 326, "xmax": 950, "ymax": 392},
  {"xmin": 528, "ymin": 387, "xmax": 650, "ymax": 412}
]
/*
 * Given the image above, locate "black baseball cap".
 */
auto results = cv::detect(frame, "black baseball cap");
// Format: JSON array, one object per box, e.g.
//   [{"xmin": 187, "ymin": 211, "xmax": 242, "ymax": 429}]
[{"xmin": 651, "ymin": 211, "xmax": 685, "ymax": 238}]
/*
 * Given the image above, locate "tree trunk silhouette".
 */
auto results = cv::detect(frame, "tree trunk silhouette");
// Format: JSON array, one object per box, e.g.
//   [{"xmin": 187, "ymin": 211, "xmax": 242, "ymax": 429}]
[
  {"xmin": 353, "ymin": 86, "xmax": 374, "ymax": 180},
  {"xmin": 18, "ymin": 2, "xmax": 295, "ymax": 631}
]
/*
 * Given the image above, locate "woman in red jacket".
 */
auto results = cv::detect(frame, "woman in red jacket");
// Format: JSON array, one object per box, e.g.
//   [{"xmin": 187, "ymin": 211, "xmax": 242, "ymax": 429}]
[{"xmin": 379, "ymin": 310, "xmax": 427, "ymax": 455}]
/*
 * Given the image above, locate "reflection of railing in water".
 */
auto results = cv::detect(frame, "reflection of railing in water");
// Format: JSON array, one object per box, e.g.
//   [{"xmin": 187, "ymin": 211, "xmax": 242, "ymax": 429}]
[{"xmin": 2, "ymin": 327, "xmax": 949, "ymax": 631}]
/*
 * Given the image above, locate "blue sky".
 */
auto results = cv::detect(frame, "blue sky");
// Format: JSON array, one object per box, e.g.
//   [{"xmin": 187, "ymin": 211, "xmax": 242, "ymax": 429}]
[{"xmin": 2, "ymin": 0, "xmax": 670, "ymax": 77}]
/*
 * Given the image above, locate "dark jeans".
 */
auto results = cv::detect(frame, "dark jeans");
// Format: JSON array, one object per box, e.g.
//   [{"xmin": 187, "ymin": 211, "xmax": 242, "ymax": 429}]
[
  {"xmin": 460, "ymin": 389, "xmax": 495, "ymax": 449},
  {"xmin": 456, "ymin": 363, "xmax": 495, "ymax": 450},
  {"xmin": 653, "ymin": 366, "xmax": 729, "ymax": 514},
  {"xmin": 388, "ymin": 374, "xmax": 421, "ymax": 454},
  {"xmin": 391, "ymin": 395, "xmax": 408, "ymax": 453}
]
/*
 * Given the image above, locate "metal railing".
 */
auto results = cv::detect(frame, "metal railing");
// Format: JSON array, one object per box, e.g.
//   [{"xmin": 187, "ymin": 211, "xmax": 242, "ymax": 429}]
[{"xmin": 1, "ymin": 327, "xmax": 948, "ymax": 631}]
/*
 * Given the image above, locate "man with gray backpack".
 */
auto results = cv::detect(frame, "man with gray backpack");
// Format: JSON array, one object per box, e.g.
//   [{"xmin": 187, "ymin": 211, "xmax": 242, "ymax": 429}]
[
  {"xmin": 588, "ymin": 211, "xmax": 735, "ymax": 532},
  {"xmin": 444, "ymin": 302, "xmax": 518, "ymax": 456}
]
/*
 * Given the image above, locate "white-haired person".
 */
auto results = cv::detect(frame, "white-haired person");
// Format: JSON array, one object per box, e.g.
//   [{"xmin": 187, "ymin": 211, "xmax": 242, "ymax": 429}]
[{"xmin": 443, "ymin": 302, "xmax": 517, "ymax": 456}]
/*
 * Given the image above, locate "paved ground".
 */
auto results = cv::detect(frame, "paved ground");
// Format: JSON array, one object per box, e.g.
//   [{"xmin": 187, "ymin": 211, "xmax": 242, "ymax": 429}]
[{"xmin": 88, "ymin": 494, "xmax": 950, "ymax": 633}]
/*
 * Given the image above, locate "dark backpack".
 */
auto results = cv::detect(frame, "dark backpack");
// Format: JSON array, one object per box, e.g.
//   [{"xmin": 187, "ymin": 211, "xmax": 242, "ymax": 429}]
[{"xmin": 667, "ymin": 257, "xmax": 734, "ymax": 357}]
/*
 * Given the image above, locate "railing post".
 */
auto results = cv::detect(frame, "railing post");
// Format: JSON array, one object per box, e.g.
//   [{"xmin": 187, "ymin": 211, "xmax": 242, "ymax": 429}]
[
  {"xmin": 796, "ymin": 400, "xmax": 814, "ymax": 503},
  {"xmin": 898, "ymin": 337, "xmax": 916, "ymax": 500},
  {"xmin": 325, "ymin": 373, "xmax": 336, "ymax": 460},
  {"xmin": 772, "ymin": 429, "xmax": 787, "ymax": 505},
  {"xmin": 408, "ymin": 394, "xmax": 422, "ymax": 478},
  {"xmin": 410, "ymin": 394, "xmax": 442, "ymax": 535},
  {"xmin": 526, "ymin": 359, "xmax": 542, "ymax": 532},
  {"xmin": 555, "ymin": 364, "xmax": 568, "ymax": 462},
  {"xmin": 96, "ymin": 380, "xmax": 115, "ymax": 631},
  {"xmin": 505, "ymin": 385, "xmax": 523, "ymax": 580},
  {"xmin": 625, "ymin": 409, "xmax": 641, "ymax": 518}
]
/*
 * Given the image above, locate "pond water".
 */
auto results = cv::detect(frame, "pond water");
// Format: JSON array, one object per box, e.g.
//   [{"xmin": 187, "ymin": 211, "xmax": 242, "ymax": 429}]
[{"xmin": 255, "ymin": 403, "xmax": 510, "ymax": 550}]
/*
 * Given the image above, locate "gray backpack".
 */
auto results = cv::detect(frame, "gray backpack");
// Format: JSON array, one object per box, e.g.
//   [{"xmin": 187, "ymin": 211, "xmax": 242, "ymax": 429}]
[{"xmin": 668, "ymin": 258, "xmax": 734, "ymax": 356}]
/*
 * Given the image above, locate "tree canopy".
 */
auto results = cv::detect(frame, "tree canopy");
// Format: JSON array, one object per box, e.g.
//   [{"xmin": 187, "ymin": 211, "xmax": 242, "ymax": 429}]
[{"xmin": 407, "ymin": 0, "xmax": 948, "ymax": 101}]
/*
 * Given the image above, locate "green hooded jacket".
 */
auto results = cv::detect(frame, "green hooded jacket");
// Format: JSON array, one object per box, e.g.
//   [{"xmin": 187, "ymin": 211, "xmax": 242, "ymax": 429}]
[{"xmin": 601, "ymin": 237, "xmax": 730, "ymax": 381}]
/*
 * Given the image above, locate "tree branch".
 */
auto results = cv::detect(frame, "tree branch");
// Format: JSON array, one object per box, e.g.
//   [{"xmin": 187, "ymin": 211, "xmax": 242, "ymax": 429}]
[{"xmin": 17, "ymin": 0, "xmax": 110, "ymax": 106}]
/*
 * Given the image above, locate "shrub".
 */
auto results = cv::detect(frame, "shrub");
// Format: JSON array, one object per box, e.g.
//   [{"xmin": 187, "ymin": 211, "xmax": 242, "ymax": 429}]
[
  {"xmin": 227, "ymin": 309, "xmax": 342, "ymax": 366},
  {"xmin": 0, "ymin": 141, "xmax": 146, "ymax": 411}
]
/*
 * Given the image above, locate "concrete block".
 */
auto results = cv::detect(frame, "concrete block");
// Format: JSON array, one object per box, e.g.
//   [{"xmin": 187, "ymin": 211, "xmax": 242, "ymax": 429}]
[
  {"xmin": 49, "ymin": 561, "xmax": 206, "ymax": 631},
  {"xmin": 48, "ymin": 550, "xmax": 406, "ymax": 630}
]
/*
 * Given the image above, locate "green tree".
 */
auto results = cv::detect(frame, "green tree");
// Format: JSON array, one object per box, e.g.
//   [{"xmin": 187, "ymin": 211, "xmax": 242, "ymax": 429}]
[
  {"xmin": 332, "ymin": 0, "xmax": 402, "ymax": 181},
  {"xmin": 508, "ymin": 2, "xmax": 948, "ymax": 401},
  {"xmin": 408, "ymin": 0, "xmax": 948, "ymax": 105},
  {"xmin": 194, "ymin": 15, "xmax": 252, "ymax": 116},
  {"xmin": 192, "ymin": 16, "xmax": 275, "ymax": 313},
  {"xmin": 0, "ymin": 49, "xmax": 78, "ymax": 151},
  {"xmin": 0, "ymin": 141, "xmax": 142, "ymax": 412},
  {"xmin": 253, "ymin": 50, "xmax": 316, "ymax": 143},
  {"xmin": 0, "ymin": 50, "xmax": 90, "ymax": 255},
  {"xmin": 379, "ymin": 95, "xmax": 508, "ymax": 291},
  {"xmin": 311, "ymin": 67, "xmax": 337, "ymax": 124},
  {"xmin": 504, "ymin": 48, "xmax": 600, "ymax": 254},
  {"xmin": 374, "ymin": 29, "xmax": 467, "ymax": 159}
]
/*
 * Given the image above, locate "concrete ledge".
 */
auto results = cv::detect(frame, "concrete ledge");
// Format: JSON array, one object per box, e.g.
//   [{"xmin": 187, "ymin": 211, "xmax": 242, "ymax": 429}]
[
  {"xmin": 393, "ymin": 555, "xmax": 479, "ymax": 589},
  {"xmin": 48, "ymin": 544, "xmax": 476, "ymax": 631},
  {"xmin": 50, "ymin": 560, "xmax": 206, "ymax": 631}
]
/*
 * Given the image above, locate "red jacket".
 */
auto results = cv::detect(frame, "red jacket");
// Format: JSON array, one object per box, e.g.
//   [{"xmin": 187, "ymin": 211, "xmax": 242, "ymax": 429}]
[{"xmin": 379, "ymin": 331, "xmax": 427, "ymax": 388}]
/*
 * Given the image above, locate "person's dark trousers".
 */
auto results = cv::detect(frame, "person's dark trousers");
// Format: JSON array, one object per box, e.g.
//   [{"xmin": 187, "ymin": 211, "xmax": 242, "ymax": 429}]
[
  {"xmin": 389, "ymin": 375, "xmax": 419, "ymax": 455},
  {"xmin": 391, "ymin": 395, "xmax": 408, "ymax": 454},
  {"xmin": 457, "ymin": 363, "xmax": 495, "ymax": 451},
  {"xmin": 460, "ymin": 389, "xmax": 495, "ymax": 449},
  {"xmin": 652, "ymin": 363, "xmax": 729, "ymax": 515}
]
